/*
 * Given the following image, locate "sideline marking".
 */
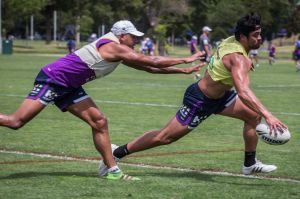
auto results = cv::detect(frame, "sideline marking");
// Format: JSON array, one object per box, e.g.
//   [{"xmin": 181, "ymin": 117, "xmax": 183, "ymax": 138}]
[
  {"xmin": 257, "ymin": 84, "xmax": 300, "ymax": 88},
  {"xmin": 1, "ymin": 149, "xmax": 299, "ymax": 184}
]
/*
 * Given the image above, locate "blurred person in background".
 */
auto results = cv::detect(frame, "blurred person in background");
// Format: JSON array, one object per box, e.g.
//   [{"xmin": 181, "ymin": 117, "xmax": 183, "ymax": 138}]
[
  {"xmin": 190, "ymin": 35, "xmax": 199, "ymax": 55},
  {"xmin": 67, "ymin": 38, "xmax": 76, "ymax": 54},
  {"xmin": 194, "ymin": 26, "xmax": 213, "ymax": 80},
  {"xmin": 268, "ymin": 42, "xmax": 276, "ymax": 65},
  {"xmin": 249, "ymin": 49, "xmax": 259, "ymax": 67},
  {"xmin": 293, "ymin": 36, "xmax": 300, "ymax": 72},
  {"xmin": 200, "ymin": 26, "xmax": 213, "ymax": 63}
]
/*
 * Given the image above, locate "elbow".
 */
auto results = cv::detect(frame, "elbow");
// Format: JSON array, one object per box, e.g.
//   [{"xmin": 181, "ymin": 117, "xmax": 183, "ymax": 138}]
[
  {"xmin": 151, "ymin": 59, "xmax": 161, "ymax": 67},
  {"xmin": 150, "ymin": 57, "xmax": 167, "ymax": 68}
]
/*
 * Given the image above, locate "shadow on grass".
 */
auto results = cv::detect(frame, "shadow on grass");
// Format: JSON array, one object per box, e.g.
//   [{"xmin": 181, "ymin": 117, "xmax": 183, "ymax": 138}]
[
  {"xmin": 0, "ymin": 171, "xmax": 97, "ymax": 180},
  {"xmin": 130, "ymin": 171, "xmax": 274, "ymax": 187},
  {"xmin": 1, "ymin": 170, "xmax": 274, "ymax": 187}
]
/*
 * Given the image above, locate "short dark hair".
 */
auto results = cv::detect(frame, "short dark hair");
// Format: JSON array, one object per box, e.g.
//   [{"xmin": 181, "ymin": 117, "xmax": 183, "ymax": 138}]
[{"xmin": 234, "ymin": 13, "xmax": 261, "ymax": 41}]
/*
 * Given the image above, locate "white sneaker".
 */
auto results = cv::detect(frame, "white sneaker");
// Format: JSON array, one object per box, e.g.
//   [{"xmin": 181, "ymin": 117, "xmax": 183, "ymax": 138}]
[
  {"xmin": 194, "ymin": 73, "xmax": 201, "ymax": 81},
  {"xmin": 242, "ymin": 160, "xmax": 277, "ymax": 175},
  {"xmin": 98, "ymin": 144, "xmax": 120, "ymax": 176}
]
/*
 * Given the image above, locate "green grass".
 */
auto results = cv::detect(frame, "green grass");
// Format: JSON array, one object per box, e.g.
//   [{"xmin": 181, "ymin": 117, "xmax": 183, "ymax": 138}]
[
  {"xmin": 11, "ymin": 39, "xmax": 296, "ymax": 59},
  {"xmin": 0, "ymin": 51, "xmax": 300, "ymax": 199}
]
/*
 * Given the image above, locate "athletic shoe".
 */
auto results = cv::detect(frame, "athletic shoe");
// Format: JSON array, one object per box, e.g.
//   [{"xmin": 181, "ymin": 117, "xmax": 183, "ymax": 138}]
[
  {"xmin": 98, "ymin": 144, "xmax": 120, "ymax": 176},
  {"xmin": 242, "ymin": 160, "xmax": 277, "ymax": 175},
  {"xmin": 103, "ymin": 170, "xmax": 140, "ymax": 181},
  {"xmin": 194, "ymin": 73, "xmax": 201, "ymax": 81}
]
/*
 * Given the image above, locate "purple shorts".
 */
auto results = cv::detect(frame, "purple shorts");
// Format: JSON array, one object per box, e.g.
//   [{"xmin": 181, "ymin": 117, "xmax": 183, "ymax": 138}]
[
  {"xmin": 27, "ymin": 70, "xmax": 89, "ymax": 112},
  {"xmin": 176, "ymin": 82, "xmax": 237, "ymax": 129}
]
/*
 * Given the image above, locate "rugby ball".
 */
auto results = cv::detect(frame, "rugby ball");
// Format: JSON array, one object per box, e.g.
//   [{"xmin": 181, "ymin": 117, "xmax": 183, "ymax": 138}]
[{"xmin": 256, "ymin": 123, "xmax": 291, "ymax": 145}]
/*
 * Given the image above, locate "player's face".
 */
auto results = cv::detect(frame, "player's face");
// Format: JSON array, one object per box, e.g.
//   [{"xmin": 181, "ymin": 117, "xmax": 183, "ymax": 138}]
[
  {"xmin": 247, "ymin": 28, "xmax": 262, "ymax": 50},
  {"xmin": 123, "ymin": 34, "xmax": 138, "ymax": 49}
]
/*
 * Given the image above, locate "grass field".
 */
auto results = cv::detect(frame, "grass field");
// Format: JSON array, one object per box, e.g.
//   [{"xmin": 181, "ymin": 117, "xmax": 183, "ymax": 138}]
[{"xmin": 0, "ymin": 50, "xmax": 300, "ymax": 198}]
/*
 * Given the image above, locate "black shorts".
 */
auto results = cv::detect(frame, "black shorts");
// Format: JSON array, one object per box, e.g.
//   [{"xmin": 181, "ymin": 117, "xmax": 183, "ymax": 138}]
[
  {"xmin": 27, "ymin": 70, "xmax": 89, "ymax": 112},
  {"xmin": 176, "ymin": 82, "xmax": 237, "ymax": 129}
]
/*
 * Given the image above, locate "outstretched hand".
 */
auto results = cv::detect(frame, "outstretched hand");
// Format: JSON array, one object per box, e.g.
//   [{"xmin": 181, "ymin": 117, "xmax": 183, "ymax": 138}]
[
  {"xmin": 185, "ymin": 51, "xmax": 206, "ymax": 63},
  {"xmin": 183, "ymin": 62, "xmax": 206, "ymax": 74}
]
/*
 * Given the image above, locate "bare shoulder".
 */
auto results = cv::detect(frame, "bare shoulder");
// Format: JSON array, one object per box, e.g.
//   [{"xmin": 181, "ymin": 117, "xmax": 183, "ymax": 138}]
[
  {"xmin": 222, "ymin": 53, "xmax": 251, "ymax": 71},
  {"xmin": 98, "ymin": 42, "xmax": 135, "ymax": 62}
]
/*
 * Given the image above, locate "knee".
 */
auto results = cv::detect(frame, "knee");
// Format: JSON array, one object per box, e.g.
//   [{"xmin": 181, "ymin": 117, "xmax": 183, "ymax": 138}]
[
  {"xmin": 7, "ymin": 115, "xmax": 25, "ymax": 130},
  {"xmin": 89, "ymin": 115, "xmax": 108, "ymax": 132},
  {"xmin": 245, "ymin": 113, "xmax": 262, "ymax": 128}
]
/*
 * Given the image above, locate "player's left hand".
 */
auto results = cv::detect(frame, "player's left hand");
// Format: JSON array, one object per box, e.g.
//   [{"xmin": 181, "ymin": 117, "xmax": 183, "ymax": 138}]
[
  {"xmin": 186, "ymin": 51, "xmax": 206, "ymax": 63},
  {"xmin": 183, "ymin": 62, "xmax": 206, "ymax": 74}
]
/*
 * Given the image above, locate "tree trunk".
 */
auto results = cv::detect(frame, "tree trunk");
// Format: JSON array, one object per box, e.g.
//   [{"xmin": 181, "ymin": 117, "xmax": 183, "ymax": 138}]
[{"xmin": 76, "ymin": 16, "xmax": 80, "ymax": 46}]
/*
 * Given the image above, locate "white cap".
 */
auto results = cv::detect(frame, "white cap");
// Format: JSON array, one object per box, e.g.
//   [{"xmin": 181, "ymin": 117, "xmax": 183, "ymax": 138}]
[
  {"xmin": 192, "ymin": 35, "xmax": 197, "ymax": 40},
  {"xmin": 202, "ymin": 26, "xmax": 212, "ymax": 32},
  {"xmin": 111, "ymin": 20, "xmax": 144, "ymax": 37}
]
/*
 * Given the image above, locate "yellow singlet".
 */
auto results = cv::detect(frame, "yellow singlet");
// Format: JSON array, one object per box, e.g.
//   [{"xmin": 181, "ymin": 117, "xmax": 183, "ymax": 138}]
[{"xmin": 207, "ymin": 36, "xmax": 248, "ymax": 86}]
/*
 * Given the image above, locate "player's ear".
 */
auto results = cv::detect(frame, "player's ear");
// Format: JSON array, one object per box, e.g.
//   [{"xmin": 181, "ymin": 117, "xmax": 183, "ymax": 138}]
[{"xmin": 239, "ymin": 33, "xmax": 247, "ymax": 41}]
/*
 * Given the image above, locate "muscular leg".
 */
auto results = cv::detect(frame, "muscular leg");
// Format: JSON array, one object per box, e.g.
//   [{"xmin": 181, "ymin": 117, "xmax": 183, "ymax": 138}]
[
  {"xmin": 67, "ymin": 98, "xmax": 117, "ymax": 169},
  {"xmin": 218, "ymin": 97, "xmax": 261, "ymax": 152},
  {"xmin": 127, "ymin": 116, "xmax": 192, "ymax": 153},
  {"xmin": 0, "ymin": 99, "xmax": 46, "ymax": 129},
  {"xmin": 219, "ymin": 97, "xmax": 278, "ymax": 174}
]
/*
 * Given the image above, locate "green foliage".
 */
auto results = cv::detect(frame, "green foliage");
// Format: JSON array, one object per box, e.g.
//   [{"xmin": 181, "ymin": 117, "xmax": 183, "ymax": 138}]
[
  {"xmin": 154, "ymin": 24, "xmax": 167, "ymax": 39},
  {"xmin": 206, "ymin": 0, "xmax": 245, "ymax": 40},
  {"xmin": 1, "ymin": 0, "xmax": 299, "ymax": 42}
]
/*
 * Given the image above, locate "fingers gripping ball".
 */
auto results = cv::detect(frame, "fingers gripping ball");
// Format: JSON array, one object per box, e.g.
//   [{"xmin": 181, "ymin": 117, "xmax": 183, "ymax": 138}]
[{"xmin": 256, "ymin": 123, "xmax": 291, "ymax": 145}]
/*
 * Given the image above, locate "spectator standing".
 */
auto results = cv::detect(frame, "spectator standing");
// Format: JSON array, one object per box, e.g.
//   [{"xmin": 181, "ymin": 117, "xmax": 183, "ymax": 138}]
[
  {"xmin": 190, "ymin": 35, "xmax": 199, "ymax": 55},
  {"xmin": 200, "ymin": 26, "xmax": 212, "ymax": 63},
  {"xmin": 140, "ymin": 37, "xmax": 148, "ymax": 54},
  {"xmin": 268, "ymin": 42, "xmax": 276, "ymax": 65},
  {"xmin": 293, "ymin": 36, "xmax": 300, "ymax": 72},
  {"xmin": 145, "ymin": 37, "xmax": 154, "ymax": 56},
  {"xmin": 67, "ymin": 39, "xmax": 76, "ymax": 54},
  {"xmin": 249, "ymin": 49, "xmax": 259, "ymax": 67}
]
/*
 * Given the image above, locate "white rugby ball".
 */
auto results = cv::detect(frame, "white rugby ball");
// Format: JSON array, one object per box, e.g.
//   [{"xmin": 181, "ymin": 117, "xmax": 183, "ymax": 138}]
[{"xmin": 256, "ymin": 123, "xmax": 291, "ymax": 145}]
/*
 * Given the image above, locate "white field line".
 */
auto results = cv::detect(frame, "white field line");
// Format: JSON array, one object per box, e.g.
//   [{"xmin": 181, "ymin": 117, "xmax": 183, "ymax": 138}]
[
  {"xmin": 257, "ymin": 84, "xmax": 300, "ymax": 88},
  {"xmin": 0, "ymin": 93, "xmax": 300, "ymax": 116},
  {"xmin": 1, "ymin": 149, "xmax": 299, "ymax": 184}
]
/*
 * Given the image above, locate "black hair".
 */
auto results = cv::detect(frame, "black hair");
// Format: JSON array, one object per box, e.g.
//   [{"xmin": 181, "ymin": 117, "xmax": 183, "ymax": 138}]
[{"xmin": 234, "ymin": 13, "xmax": 261, "ymax": 41}]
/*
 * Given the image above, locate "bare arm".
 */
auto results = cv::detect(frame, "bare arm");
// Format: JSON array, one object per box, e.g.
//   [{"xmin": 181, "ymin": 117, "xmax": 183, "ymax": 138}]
[
  {"xmin": 128, "ymin": 63, "xmax": 206, "ymax": 74},
  {"xmin": 99, "ymin": 42, "xmax": 205, "ymax": 68},
  {"xmin": 223, "ymin": 53, "xmax": 287, "ymax": 131}
]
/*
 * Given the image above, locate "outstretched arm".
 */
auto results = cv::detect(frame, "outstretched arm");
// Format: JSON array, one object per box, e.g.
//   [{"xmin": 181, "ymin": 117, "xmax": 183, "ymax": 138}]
[
  {"xmin": 127, "ymin": 63, "xmax": 206, "ymax": 74},
  {"xmin": 224, "ymin": 53, "xmax": 287, "ymax": 131},
  {"xmin": 99, "ymin": 42, "xmax": 205, "ymax": 68}
]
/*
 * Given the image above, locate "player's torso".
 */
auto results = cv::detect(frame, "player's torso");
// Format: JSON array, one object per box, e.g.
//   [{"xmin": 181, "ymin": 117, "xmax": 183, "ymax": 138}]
[{"xmin": 207, "ymin": 36, "xmax": 248, "ymax": 87}]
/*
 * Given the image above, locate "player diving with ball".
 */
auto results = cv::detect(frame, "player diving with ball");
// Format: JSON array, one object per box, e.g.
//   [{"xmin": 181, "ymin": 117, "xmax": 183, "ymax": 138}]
[{"xmin": 100, "ymin": 13, "xmax": 288, "ymax": 176}]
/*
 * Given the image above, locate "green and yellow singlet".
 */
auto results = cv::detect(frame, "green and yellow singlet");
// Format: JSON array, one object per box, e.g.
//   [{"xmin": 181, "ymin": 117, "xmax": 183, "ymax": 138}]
[{"xmin": 207, "ymin": 36, "xmax": 249, "ymax": 86}]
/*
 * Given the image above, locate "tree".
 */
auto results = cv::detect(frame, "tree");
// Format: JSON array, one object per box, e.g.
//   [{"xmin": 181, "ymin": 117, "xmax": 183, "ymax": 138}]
[{"xmin": 2, "ymin": 0, "xmax": 48, "ymax": 38}]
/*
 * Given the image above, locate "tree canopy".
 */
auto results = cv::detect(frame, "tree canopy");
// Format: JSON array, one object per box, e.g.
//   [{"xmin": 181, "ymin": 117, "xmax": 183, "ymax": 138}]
[{"xmin": 1, "ymin": 0, "xmax": 299, "ymax": 43}]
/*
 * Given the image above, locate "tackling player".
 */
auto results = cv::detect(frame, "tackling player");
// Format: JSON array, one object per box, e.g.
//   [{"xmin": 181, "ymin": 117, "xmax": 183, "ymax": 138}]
[{"xmin": 0, "ymin": 20, "xmax": 204, "ymax": 180}]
